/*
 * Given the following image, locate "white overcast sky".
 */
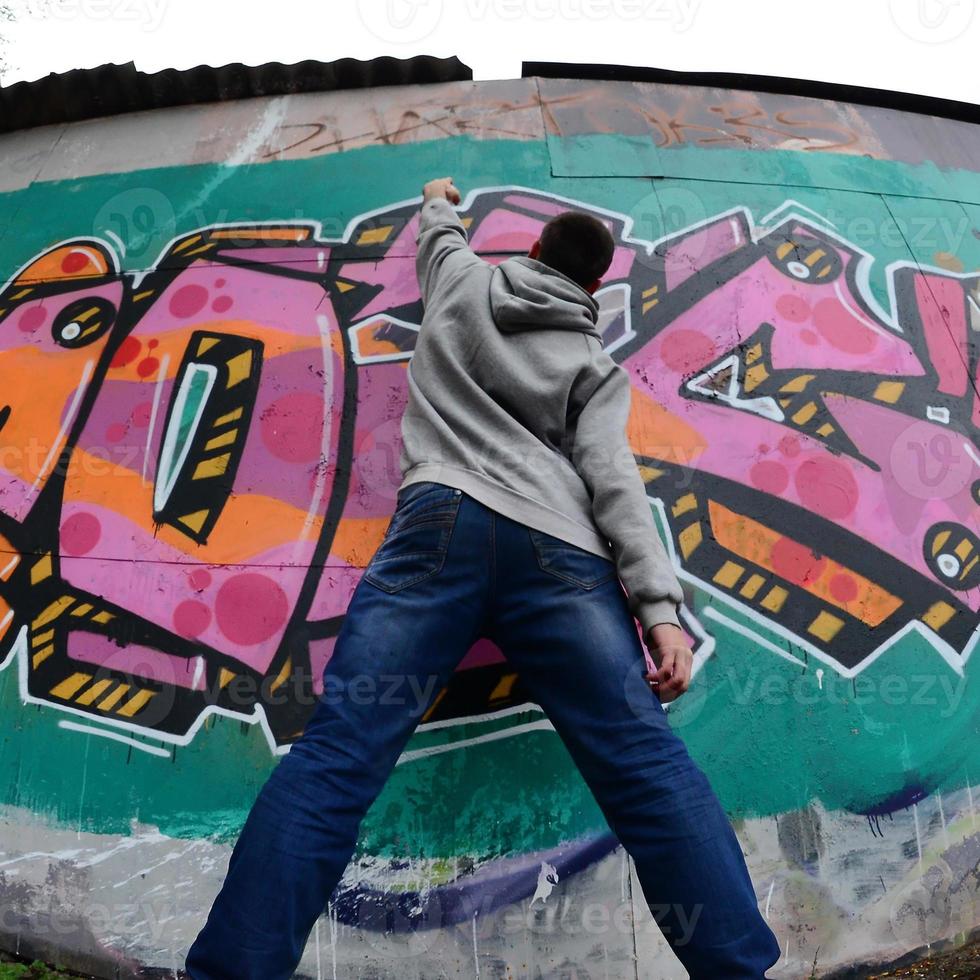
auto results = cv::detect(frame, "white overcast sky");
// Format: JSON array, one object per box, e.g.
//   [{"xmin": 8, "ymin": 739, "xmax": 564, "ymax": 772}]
[{"xmin": 1, "ymin": 0, "xmax": 978, "ymax": 104}]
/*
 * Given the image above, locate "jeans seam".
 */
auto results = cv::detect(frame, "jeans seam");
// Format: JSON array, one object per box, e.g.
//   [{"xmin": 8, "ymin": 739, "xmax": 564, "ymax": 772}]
[
  {"xmin": 363, "ymin": 499, "xmax": 461, "ymax": 592},
  {"xmin": 527, "ymin": 529, "xmax": 618, "ymax": 590},
  {"xmin": 490, "ymin": 507, "xmax": 496, "ymax": 601},
  {"xmin": 383, "ymin": 517, "xmax": 457, "ymax": 543}
]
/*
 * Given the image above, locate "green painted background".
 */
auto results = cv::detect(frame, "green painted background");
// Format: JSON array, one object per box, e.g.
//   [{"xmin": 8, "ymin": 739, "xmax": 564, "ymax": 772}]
[{"xmin": 1, "ymin": 134, "xmax": 977, "ymax": 863}]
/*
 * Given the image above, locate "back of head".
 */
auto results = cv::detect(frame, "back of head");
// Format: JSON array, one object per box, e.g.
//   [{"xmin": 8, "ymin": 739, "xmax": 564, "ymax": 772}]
[{"xmin": 537, "ymin": 211, "xmax": 615, "ymax": 290}]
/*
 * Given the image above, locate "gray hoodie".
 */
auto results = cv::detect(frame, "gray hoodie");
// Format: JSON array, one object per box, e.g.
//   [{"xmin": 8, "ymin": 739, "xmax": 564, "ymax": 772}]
[{"xmin": 398, "ymin": 196, "xmax": 684, "ymax": 633}]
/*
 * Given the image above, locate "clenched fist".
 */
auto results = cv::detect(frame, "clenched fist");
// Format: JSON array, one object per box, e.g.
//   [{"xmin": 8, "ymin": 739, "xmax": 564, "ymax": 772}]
[
  {"xmin": 423, "ymin": 176, "xmax": 461, "ymax": 205},
  {"xmin": 643, "ymin": 622, "xmax": 693, "ymax": 703}
]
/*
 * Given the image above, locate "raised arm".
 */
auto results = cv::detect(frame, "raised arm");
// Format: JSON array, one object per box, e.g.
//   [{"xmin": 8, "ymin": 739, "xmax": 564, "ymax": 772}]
[{"xmin": 416, "ymin": 177, "xmax": 484, "ymax": 305}]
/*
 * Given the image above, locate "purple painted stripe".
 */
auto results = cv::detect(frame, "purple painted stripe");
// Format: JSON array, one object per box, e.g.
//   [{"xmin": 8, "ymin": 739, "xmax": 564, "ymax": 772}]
[{"xmin": 328, "ymin": 832, "xmax": 620, "ymax": 931}]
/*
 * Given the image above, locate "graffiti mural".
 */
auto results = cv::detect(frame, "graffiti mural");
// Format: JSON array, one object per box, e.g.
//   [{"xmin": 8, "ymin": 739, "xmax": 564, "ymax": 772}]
[
  {"xmin": 633, "ymin": 203, "xmax": 979, "ymax": 670},
  {"xmin": 0, "ymin": 186, "xmax": 976, "ymax": 760}
]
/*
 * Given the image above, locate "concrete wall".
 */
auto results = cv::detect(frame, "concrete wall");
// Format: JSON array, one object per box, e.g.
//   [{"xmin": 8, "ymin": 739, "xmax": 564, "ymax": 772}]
[{"xmin": 0, "ymin": 75, "xmax": 977, "ymax": 978}]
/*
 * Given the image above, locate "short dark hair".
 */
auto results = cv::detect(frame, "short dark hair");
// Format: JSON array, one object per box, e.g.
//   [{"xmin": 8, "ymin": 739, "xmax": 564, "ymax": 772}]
[{"xmin": 537, "ymin": 211, "xmax": 615, "ymax": 290}]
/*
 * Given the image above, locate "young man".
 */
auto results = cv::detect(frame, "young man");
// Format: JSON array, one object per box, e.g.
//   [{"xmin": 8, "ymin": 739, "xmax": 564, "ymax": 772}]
[{"xmin": 185, "ymin": 178, "xmax": 781, "ymax": 979}]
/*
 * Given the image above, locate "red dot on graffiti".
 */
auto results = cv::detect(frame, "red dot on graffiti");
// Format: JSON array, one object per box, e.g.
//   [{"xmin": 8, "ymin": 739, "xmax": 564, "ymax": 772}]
[
  {"xmin": 812, "ymin": 298, "xmax": 875, "ymax": 353},
  {"xmin": 660, "ymin": 329, "xmax": 717, "ymax": 373},
  {"xmin": 131, "ymin": 402, "xmax": 152, "ymax": 428},
  {"xmin": 775, "ymin": 294, "xmax": 811, "ymax": 323},
  {"xmin": 148, "ymin": 338, "xmax": 159, "ymax": 349},
  {"xmin": 260, "ymin": 393, "xmax": 325, "ymax": 463},
  {"xmin": 18, "ymin": 305, "xmax": 47, "ymax": 333},
  {"xmin": 750, "ymin": 460, "xmax": 789, "ymax": 495},
  {"xmin": 795, "ymin": 457, "xmax": 858, "ymax": 520},
  {"xmin": 800, "ymin": 329, "xmax": 819, "ymax": 345},
  {"xmin": 829, "ymin": 573, "xmax": 859, "ymax": 603},
  {"xmin": 215, "ymin": 278, "xmax": 226, "ymax": 288},
  {"xmin": 212, "ymin": 295, "xmax": 233, "ymax": 313},
  {"xmin": 106, "ymin": 422, "xmax": 126, "ymax": 443},
  {"xmin": 778, "ymin": 435, "xmax": 801, "ymax": 457},
  {"xmin": 61, "ymin": 251, "xmax": 90, "ymax": 274},
  {"xmin": 188, "ymin": 569, "xmax": 212, "ymax": 592},
  {"xmin": 137, "ymin": 357, "xmax": 160, "ymax": 379},
  {"xmin": 770, "ymin": 536, "xmax": 827, "ymax": 587},
  {"xmin": 215, "ymin": 574, "xmax": 289, "ymax": 646},
  {"xmin": 174, "ymin": 600, "xmax": 212, "ymax": 639},
  {"xmin": 111, "ymin": 336, "xmax": 142, "ymax": 367},
  {"xmin": 168, "ymin": 284, "xmax": 209, "ymax": 319},
  {"xmin": 60, "ymin": 512, "xmax": 101, "ymax": 556}
]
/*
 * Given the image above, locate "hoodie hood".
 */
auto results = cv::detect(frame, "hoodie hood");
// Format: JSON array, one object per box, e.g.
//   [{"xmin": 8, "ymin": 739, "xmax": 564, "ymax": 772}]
[{"xmin": 489, "ymin": 256, "xmax": 601, "ymax": 338}]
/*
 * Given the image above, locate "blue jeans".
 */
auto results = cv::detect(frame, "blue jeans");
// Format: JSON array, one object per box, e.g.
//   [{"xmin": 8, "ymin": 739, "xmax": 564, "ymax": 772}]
[{"xmin": 185, "ymin": 482, "xmax": 781, "ymax": 979}]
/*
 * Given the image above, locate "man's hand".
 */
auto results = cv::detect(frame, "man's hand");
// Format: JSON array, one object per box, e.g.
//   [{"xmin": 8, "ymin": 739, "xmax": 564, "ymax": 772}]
[
  {"xmin": 643, "ymin": 623, "xmax": 693, "ymax": 703},
  {"xmin": 423, "ymin": 177, "xmax": 461, "ymax": 205}
]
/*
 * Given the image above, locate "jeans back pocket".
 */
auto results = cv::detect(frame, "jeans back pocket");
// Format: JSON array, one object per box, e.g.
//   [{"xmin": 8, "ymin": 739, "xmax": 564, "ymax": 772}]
[
  {"xmin": 363, "ymin": 482, "xmax": 463, "ymax": 593},
  {"xmin": 527, "ymin": 527, "xmax": 618, "ymax": 590}
]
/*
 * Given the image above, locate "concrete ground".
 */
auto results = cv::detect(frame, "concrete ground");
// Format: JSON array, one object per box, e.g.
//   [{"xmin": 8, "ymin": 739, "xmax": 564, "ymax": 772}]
[
  {"xmin": 4, "ymin": 937, "xmax": 980, "ymax": 979},
  {"xmin": 866, "ymin": 936, "xmax": 980, "ymax": 978}
]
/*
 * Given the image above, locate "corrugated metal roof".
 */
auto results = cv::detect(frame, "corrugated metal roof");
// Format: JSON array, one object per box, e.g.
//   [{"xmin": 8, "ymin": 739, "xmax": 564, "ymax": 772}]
[
  {"xmin": 0, "ymin": 54, "xmax": 472, "ymax": 135},
  {"xmin": 523, "ymin": 61, "xmax": 980, "ymax": 126},
  {"xmin": 1, "ymin": 55, "xmax": 973, "ymax": 137}
]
